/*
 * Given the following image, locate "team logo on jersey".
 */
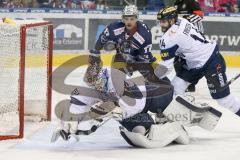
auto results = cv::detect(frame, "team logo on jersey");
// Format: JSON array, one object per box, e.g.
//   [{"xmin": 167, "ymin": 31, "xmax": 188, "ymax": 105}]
[
  {"xmin": 161, "ymin": 51, "xmax": 169, "ymax": 58},
  {"xmin": 133, "ymin": 32, "xmax": 145, "ymax": 45},
  {"xmin": 113, "ymin": 27, "xmax": 125, "ymax": 36}
]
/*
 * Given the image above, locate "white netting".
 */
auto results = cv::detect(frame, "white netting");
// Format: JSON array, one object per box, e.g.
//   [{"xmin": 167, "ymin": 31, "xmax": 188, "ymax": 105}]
[
  {"xmin": 24, "ymin": 25, "xmax": 49, "ymax": 119},
  {"xmin": 0, "ymin": 24, "xmax": 21, "ymax": 136},
  {"xmin": 0, "ymin": 21, "xmax": 51, "ymax": 138}
]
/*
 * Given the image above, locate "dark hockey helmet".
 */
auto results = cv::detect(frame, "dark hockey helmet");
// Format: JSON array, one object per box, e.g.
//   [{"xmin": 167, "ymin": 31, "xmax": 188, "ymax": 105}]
[{"xmin": 157, "ymin": 6, "xmax": 178, "ymax": 20}]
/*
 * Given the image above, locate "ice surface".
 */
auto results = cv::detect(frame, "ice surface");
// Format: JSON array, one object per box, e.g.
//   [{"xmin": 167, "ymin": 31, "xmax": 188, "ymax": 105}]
[{"xmin": 0, "ymin": 67, "xmax": 240, "ymax": 160}]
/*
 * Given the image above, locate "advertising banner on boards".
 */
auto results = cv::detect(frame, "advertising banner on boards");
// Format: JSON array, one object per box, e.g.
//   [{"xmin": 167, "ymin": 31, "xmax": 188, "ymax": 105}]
[
  {"xmin": 45, "ymin": 18, "xmax": 85, "ymax": 50},
  {"xmin": 203, "ymin": 22, "xmax": 240, "ymax": 52},
  {"xmin": 88, "ymin": 19, "xmax": 240, "ymax": 52}
]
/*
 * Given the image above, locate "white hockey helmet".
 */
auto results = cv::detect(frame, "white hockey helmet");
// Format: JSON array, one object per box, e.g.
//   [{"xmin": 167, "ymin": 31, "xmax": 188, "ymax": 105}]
[{"xmin": 122, "ymin": 5, "xmax": 139, "ymax": 18}]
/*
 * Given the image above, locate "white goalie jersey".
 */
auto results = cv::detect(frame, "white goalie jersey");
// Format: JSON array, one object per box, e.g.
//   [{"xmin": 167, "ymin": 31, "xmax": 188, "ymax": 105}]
[{"xmin": 70, "ymin": 68, "xmax": 147, "ymax": 120}]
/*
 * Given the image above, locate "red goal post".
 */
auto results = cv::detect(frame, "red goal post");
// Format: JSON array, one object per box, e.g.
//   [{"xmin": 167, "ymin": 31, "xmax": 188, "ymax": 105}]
[{"xmin": 0, "ymin": 20, "xmax": 53, "ymax": 140}]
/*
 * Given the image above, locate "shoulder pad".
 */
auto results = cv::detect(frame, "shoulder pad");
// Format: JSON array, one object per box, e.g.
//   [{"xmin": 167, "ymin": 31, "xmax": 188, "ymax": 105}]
[
  {"xmin": 133, "ymin": 32, "xmax": 145, "ymax": 45},
  {"xmin": 109, "ymin": 21, "xmax": 125, "ymax": 29},
  {"xmin": 109, "ymin": 21, "xmax": 125, "ymax": 36},
  {"xmin": 137, "ymin": 21, "xmax": 151, "ymax": 33}
]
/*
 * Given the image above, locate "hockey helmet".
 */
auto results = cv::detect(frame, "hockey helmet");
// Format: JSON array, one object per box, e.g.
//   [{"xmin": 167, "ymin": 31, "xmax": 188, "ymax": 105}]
[
  {"xmin": 122, "ymin": 5, "xmax": 139, "ymax": 18},
  {"xmin": 157, "ymin": 6, "xmax": 178, "ymax": 20}
]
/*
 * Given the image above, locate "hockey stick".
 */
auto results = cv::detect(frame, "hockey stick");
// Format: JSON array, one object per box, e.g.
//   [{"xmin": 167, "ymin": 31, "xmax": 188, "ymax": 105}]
[
  {"xmin": 226, "ymin": 73, "xmax": 240, "ymax": 86},
  {"xmin": 75, "ymin": 117, "xmax": 112, "ymax": 135},
  {"xmin": 214, "ymin": 73, "xmax": 240, "ymax": 91},
  {"xmin": 51, "ymin": 117, "xmax": 112, "ymax": 143}
]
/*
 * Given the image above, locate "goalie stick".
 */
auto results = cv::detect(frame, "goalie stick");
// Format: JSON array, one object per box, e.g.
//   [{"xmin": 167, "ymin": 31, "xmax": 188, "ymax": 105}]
[
  {"xmin": 75, "ymin": 117, "xmax": 111, "ymax": 135},
  {"xmin": 51, "ymin": 116, "xmax": 112, "ymax": 143}
]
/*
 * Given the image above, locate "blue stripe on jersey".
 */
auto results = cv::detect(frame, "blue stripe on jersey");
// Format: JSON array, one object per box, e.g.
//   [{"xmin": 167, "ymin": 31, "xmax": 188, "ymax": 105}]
[{"xmin": 160, "ymin": 44, "xmax": 179, "ymax": 61}]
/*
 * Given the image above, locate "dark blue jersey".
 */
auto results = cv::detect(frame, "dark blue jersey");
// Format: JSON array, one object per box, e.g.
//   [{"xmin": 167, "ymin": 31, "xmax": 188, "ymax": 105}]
[{"xmin": 94, "ymin": 21, "xmax": 155, "ymax": 63}]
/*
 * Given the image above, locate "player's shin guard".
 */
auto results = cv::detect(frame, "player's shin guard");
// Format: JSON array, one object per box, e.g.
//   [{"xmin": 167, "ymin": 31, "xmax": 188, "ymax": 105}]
[
  {"xmin": 171, "ymin": 76, "xmax": 190, "ymax": 95},
  {"xmin": 163, "ymin": 95, "xmax": 222, "ymax": 130}
]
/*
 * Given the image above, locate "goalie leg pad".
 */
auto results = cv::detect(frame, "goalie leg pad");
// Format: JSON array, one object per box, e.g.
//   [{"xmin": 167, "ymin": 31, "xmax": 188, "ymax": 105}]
[
  {"xmin": 163, "ymin": 95, "xmax": 222, "ymax": 130},
  {"xmin": 120, "ymin": 121, "xmax": 189, "ymax": 148}
]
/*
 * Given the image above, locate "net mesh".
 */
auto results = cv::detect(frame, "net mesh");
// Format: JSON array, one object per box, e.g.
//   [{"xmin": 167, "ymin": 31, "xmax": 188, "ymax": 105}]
[
  {"xmin": 0, "ymin": 24, "xmax": 21, "ymax": 136},
  {"xmin": 0, "ymin": 22, "xmax": 51, "ymax": 137},
  {"xmin": 25, "ymin": 25, "xmax": 49, "ymax": 119}
]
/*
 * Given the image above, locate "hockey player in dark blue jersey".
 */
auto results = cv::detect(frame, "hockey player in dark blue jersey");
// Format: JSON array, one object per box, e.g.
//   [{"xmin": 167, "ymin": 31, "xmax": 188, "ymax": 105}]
[
  {"xmin": 96, "ymin": 9, "xmax": 154, "ymax": 62},
  {"xmin": 85, "ymin": 5, "xmax": 169, "ymax": 85},
  {"xmin": 95, "ymin": 5, "xmax": 154, "ymax": 62}
]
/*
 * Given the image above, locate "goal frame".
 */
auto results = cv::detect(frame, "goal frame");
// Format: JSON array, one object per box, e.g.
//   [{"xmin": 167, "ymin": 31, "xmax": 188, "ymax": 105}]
[{"xmin": 0, "ymin": 21, "xmax": 53, "ymax": 140}]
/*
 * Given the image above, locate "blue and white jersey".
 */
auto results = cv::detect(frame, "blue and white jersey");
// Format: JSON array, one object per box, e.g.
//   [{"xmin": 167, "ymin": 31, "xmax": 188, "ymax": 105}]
[
  {"xmin": 95, "ymin": 21, "xmax": 155, "ymax": 63},
  {"xmin": 100, "ymin": 68, "xmax": 146, "ymax": 119},
  {"xmin": 70, "ymin": 68, "xmax": 146, "ymax": 120},
  {"xmin": 159, "ymin": 17, "xmax": 217, "ymax": 69}
]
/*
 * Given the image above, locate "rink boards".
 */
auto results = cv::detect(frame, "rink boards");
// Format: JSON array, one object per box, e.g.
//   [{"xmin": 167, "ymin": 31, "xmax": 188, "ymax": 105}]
[{"xmin": 51, "ymin": 53, "xmax": 240, "ymax": 68}]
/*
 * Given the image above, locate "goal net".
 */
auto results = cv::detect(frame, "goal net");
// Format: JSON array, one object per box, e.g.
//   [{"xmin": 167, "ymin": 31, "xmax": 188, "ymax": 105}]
[{"xmin": 0, "ymin": 20, "xmax": 53, "ymax": 140}]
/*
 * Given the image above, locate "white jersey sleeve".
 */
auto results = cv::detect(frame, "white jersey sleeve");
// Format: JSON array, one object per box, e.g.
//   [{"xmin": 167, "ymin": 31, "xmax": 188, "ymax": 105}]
[
  {"xmin": 70, "ymin": 67, "xmax": 146, "ymax": 120},
  {"xmin": 107, "ymin": 68, "xmax": 146, "ymax": 119},
  {"xmin": 159, "ymin": 18, "xmax": 217, "ymax": 69}
]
